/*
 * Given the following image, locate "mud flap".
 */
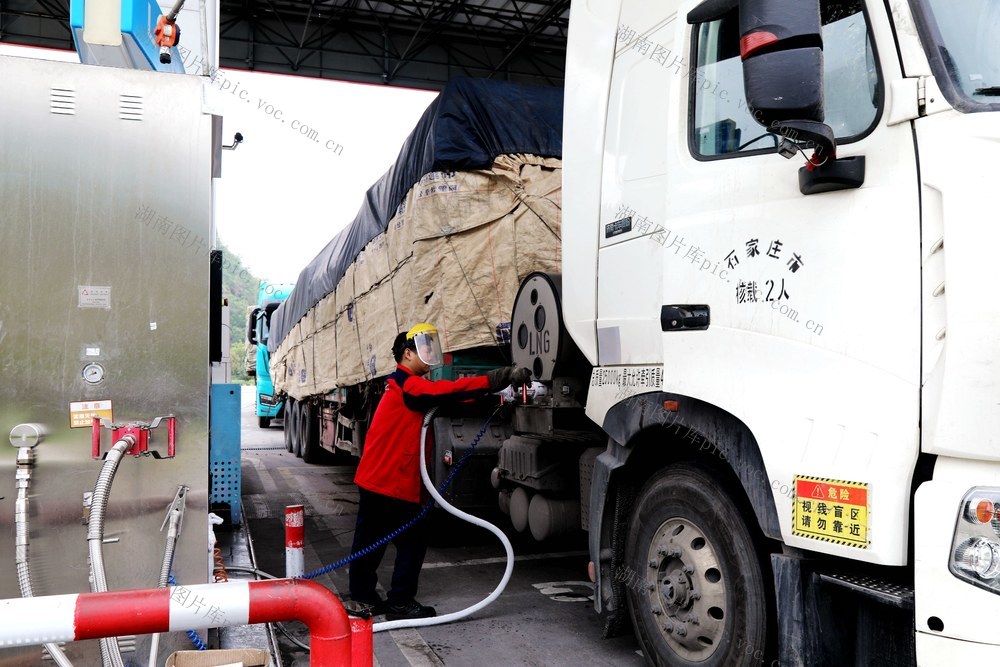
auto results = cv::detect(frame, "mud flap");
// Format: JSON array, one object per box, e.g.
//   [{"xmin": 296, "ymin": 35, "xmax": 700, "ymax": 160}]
[{"xmin": 601, "ymin": 480, "xmax": 635, "ymax": 639}]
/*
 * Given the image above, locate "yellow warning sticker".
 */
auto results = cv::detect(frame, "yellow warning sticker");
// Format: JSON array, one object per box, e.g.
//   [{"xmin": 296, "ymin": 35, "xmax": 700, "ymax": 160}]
[
  {"xmin": 69, "ymin": 400, "xmax": 113, "ymax": 428},
  {"xmin": 792, "ymin": 476, "xmax": 869, "ymax": 549}
]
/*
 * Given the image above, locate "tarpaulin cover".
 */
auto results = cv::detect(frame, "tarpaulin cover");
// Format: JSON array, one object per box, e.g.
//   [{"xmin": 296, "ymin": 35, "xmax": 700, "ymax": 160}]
[
  {"xmin": 270, "ymin": 153, "xmax": 561, "ymax": 398},
  {"xmin": 268, "ymin": 77, "xmax": 563, "ymax": 353}
]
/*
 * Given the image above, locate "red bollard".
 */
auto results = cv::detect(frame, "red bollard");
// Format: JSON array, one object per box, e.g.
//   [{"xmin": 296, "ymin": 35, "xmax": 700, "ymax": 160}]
[{"xmin": 286, "ymin": 504, "xmax": 305, "ymax": 578}]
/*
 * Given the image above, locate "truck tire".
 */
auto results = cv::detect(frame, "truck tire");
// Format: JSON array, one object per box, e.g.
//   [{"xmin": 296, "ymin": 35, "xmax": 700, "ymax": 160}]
[
  {"xmin": 625, "ymin": 464, "xmax": 770, "ymax": 667},
  {"xmin": 294, "ymin": 400, "xmax": 308, "ymax": 458},
  {"xmin": 301, "ymin": 402, "xmax": 321, "ymax": 464},
  {"xmin": 284, "ymin": 399, "xmax": 295, "ymax": 452},
  {"xmin": 258, "ymin": 416, "xmax": 271, "ymax": 429},
  {"xmin": 288, "ymin": 401, "xmax": 302, "ymax": 456}
]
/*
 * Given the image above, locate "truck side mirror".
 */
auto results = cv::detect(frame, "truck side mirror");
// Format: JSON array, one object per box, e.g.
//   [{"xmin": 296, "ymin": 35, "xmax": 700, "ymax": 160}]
[
  {"xmin": 739, "ymin": 0, "xmax": 834, "ymax": 157},
  {"xmin": 740, "ymin": 0, "xmax": 824, "ymax": 123},
  {"xmin": 739, "ymin": 0, "xmax": 866, "ymax": 193},
  {"xmin": 247, "ymin": 307, "xmax": 260, "ymax": 346},
  {"xmin": 261, "ymin": 302, "xmax": 281, "ymax": 345}
]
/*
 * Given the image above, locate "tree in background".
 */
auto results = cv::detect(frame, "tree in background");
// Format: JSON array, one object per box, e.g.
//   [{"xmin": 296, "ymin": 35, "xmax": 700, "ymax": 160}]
[
  {"xmin": 231, "ymin": 340, "xmax": 250, "ymax": 384},
  {"xmin": 219, "ymin": 241, "xmax": 259, "ymax": 385}
]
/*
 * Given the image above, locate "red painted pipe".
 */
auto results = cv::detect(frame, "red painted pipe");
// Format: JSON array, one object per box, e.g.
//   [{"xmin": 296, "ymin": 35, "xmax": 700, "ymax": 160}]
[
  {"xmin": 75, "ymin": 588, "xmax": 171, "ymax": 639},
  {"xmin": 248, "ymin": 579, "xmax": 353, "ymax": 666},
  {"xmin": 0, "ymin": 579, "xmax": 360, "ymax": 666}
]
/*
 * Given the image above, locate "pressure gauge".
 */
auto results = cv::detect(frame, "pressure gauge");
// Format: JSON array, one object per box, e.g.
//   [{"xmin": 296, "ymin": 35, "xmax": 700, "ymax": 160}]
[{"xmin": 82, "ymin": 362, "xmax": 106, "ymax": 385}]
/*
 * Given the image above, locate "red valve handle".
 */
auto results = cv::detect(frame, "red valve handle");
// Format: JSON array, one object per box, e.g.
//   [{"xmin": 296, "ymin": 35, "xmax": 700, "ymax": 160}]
[
  {"xmin": 167, "ymin": 416, "xmax": 176, "ymax": 458},
  {"xmin": 91, "ymin": 417, "xmax": 101, "ymax": 458}
]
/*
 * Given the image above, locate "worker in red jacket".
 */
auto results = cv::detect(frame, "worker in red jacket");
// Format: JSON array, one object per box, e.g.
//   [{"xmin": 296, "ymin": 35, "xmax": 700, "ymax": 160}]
[{"xmin": 349, "ymin": 323, "xmax": 530, "ymax": 620}]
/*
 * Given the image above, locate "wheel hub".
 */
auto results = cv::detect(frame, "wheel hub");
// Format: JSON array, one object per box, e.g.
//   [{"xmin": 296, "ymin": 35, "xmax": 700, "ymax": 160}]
[
  {"xmin": 661, "ymin": 570, "xmax": 692, "ymax": 610},
  {"xmin": 644, "ymin": 517, "xmax": 727, "ymax": 661}
]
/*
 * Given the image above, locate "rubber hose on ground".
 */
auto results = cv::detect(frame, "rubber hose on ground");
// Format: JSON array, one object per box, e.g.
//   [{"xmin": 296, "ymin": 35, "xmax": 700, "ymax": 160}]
[{"xmin": 372, "ymin": 407, "xmax": 515, "ymax": 633}]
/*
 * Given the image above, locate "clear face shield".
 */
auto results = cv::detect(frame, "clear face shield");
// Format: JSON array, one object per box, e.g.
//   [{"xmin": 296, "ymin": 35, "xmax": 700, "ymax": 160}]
[{"xmin": 410, "ymin": 329, "xmax": 443, "ymax": 368}]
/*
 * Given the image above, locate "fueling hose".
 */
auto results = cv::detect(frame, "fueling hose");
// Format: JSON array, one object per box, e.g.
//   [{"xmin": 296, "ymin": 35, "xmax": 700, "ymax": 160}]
[
  {"xmin": 88, "ymin": 436, "xmax": 134, "ymax": 667},
  {"xmin": 290, "ymin": 404, "xmax": 514, "ymax": 634},
  {"xmin": 225, "ymin": 403, "xmax": 514, "ymax": 642},
  {"xmin": 372, "ymin": 406, "xmax": 514, "ymax": 632},
  {"xmin": 14, "ymin": 446, "xmax": 75, "ymax": 667}
]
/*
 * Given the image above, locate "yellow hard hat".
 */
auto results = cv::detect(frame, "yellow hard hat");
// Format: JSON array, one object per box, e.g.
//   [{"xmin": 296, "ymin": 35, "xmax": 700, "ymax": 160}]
[
  {"xmin": 406, "ymin": 323, "xmax": 443, "ymax": 368},
  {"xmin": 407, "ymin": 322, "xmax": 438, "ymax": 339}
]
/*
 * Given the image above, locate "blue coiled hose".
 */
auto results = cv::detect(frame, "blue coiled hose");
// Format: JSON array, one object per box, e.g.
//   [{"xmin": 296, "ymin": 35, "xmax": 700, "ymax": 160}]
[{"xmin": 167, "ymin": 572, "xmax": 208, "ymax": 651}]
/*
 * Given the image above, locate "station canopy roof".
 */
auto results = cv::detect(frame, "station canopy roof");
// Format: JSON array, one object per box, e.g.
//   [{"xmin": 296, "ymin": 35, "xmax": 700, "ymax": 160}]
[{"xmin": 0, "ymin": 0, "xmax": 569, "ymax": 90}]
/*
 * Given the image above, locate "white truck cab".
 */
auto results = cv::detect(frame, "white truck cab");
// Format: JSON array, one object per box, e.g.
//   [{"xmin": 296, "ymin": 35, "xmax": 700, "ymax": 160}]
[{"xmin": 556, "ymin": 0, "xmax": 1000, "ymax": 663}]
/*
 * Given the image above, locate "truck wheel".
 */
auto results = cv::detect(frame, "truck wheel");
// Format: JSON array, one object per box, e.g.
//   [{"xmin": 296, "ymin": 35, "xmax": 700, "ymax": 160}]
[
  {"xmin": 258, "ymin": 416, "xmax": 272, "ymax": 429},
  {"xmin": 625, "ymin": 464, "xmax": 770, "ymax": 667},
  {"xmin": 284, "ymin": 400, "xmax": 295, "ymax": 452},
  {"xmin": 289, "ymin": 401, "xmax": 302, "ymax": 457},
  {"xmin": 301, "ymin": 402, "xmax": 321, "ymax": 464},
  {"xmin": 294, "ymin": 400, "xmax": 308, "ymax": 458}
]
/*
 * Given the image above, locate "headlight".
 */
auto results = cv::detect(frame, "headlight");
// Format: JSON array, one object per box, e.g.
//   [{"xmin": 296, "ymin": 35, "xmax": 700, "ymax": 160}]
[
  {"xmin": 950, "ymin": 488, "xmax": 1000, "ymax": 592},
  {"xmin": 259, "ymin": 394, "xmax": 277, "ymax": 406}
]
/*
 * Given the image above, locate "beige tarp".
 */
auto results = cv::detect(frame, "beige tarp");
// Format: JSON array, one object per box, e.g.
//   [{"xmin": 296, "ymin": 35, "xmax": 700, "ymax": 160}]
[{"xmin": 271, "ymin": 154, "xmax": 561, "ymax": 398}]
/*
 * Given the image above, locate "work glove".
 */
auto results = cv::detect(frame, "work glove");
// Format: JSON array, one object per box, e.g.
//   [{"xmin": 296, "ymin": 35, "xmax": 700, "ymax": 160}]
[
  {"xmin": 487, "ymin": 366, "xmax": 532, "ymax": 391},
  {"xmin": 510, "ymin": 367, "xmax": 532, "ymax": 387}
]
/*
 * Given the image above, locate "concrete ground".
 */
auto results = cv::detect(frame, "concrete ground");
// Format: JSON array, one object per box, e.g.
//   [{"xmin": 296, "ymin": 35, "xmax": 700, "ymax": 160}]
[{"xmin": 236, "ymin": 386, "xmax": 645, "ymax": 666}]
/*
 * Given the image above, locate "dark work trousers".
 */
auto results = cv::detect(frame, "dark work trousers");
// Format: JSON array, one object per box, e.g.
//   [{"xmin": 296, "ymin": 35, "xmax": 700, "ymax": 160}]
[{"xmin": 348, "ymin": 487, "xmax": 429, "ymax": 605}]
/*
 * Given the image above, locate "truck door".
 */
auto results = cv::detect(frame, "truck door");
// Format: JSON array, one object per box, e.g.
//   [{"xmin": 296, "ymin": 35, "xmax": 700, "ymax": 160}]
[
  {"xmin": 600, "ymin": 0, "xmax": 922, "ymax": 567},
  {"xmin": 655, "ymin": 0, "xmax": 920, "ymax": 565}
]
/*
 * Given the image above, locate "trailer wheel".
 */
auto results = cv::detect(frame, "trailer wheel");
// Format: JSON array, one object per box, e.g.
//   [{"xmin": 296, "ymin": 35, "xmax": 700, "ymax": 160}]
[
  {"xmin": 289, "ymin": 400, "xmax": 302, "ymax": 457},
  {"xmin": 294, "ymin": 400, "xmax": 309, "ymax": 458},
  {"xmin": 258, "ymin": 416, "xmax": 272, "ymax": 429},
  {"xmin": 625, "ymin": 464, "xmax": 770, "ymax": 667},
  {"xmin": 284, "ymin": 399, "xmax": 295, "ymax": 452},
  {"xmin": 301, "ymin": 402, "xmax": 322, "ymax": 464}
]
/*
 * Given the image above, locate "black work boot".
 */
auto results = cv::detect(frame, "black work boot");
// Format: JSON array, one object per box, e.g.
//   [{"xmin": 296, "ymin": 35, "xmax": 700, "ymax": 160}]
[
  {"xmin": 385, "ymin": 599, "xmax": 437, "ymax": 621},
  {"xmin": 350, "ymin": 595, "xmax": 388, "ymax": 616}
]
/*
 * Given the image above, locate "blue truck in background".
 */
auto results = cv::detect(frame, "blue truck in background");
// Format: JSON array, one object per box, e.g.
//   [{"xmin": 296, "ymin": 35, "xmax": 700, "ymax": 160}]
[{"xmin": 247, "ymin": 281, "xmax": 295, "ymax": 428}]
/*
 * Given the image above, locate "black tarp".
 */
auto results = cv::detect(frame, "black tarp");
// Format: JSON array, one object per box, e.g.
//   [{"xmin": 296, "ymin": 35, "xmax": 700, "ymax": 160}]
[{"xmin": 268, "ymin": 77, "xmax": 563, "ymax": 352}]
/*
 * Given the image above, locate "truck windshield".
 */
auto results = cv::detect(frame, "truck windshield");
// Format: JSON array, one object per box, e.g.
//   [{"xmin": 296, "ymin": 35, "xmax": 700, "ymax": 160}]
[{"xmin": 911, "ymin": 0, "xmax": 1000, "ymax": 112}]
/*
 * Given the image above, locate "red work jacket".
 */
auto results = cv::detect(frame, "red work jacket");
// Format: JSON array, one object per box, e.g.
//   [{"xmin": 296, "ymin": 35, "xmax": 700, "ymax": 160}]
[{"xmin": 354, "ymin": 365, "xmax": 491, "ymax": 503}]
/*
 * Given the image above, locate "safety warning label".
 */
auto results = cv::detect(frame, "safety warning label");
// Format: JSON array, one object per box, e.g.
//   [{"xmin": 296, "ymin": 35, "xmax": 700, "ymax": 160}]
[
  {"xmin": 78, "ymin": 286, "xmax": 111, "ymax": 309},
  {"xmin": 792, "ymin": 476, "xmax": 869, "ymax": 549},
  {"xmin": 70, "ymin": 400, "xmax": 113, "ymax": 428}
]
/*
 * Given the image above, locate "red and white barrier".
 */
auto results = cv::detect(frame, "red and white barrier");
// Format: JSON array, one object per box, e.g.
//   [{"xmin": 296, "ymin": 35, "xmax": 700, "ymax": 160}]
[
  {"xmin": 286, "ymin": 504, "xmax": 305, "ymax": 578},
  {"xmin": 0, "ymin": 579, "xmax": 369, "ymax": 666}
]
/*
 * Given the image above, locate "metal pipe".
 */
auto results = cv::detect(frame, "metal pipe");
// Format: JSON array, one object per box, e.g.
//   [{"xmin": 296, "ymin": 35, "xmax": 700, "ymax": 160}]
[
  {"xmin": 87, "ymin": 437, "xmax": 134, "ymax": 667},
  {"xmin": 0, "ymin": 579, "xmax": 359, "ymax": 666},
  {"xmin": 149, "ymin": 486, "xmax": 187, "ymax": 667},
  {"xmin": 13, "ymin": 447, "xmax": 75, "ymax": 667},
  {"xmin": 165, "ymin": 0, "xmax": 186, "ymax": 23}
]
